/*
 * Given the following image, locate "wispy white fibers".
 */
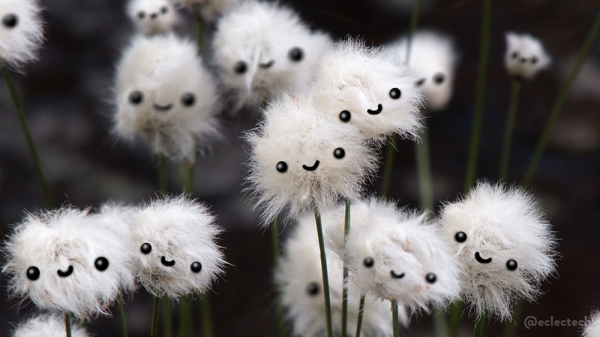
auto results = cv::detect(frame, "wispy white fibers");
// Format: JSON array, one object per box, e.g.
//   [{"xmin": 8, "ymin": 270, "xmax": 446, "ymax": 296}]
[
  {"xmin": 3, "ymin": 207, "xmax": 135, "ymax": 320},
  {"xmin": 311, "ymin": 39, "xmax": 423, "ymax": 141},
  {"xmin": 13, "ymin": 315, "xmax": 90, "ymax": 337},
  {"xmin": 505, "ymin": 33, "xmax": 551, "ymax": 81},
  {"xmin": 338, "ymin": 199, "xmax": 461, "ymax": 313},
  {"xmin": 583, "ymin": 311, "xmax": 600, "ymax": 337},
  {"xmin": 127, "ymin": 0, "xmax": 179, "ymax": 36},
  {"xmin": 276, "ymin": 213, "xmax": 398, "ymax": 337},
  {"xmin": 113, "ymin": 33, "xmax": 220, "ymax": 162},
  {"xmin": 171, "ymin": 0, "xmax": 242, "ymax": 22},
  {"xmin": 213, "ymin": 1, "xmax": 331, "ymax": 108},
  {"xmin": 127, "ymin": 195, "xmax": 226, "ymax": 299},
  {"xmin": 0, "ymin": 0, "xmax": 44, "ymax": 69},
  {"xmin": 440, "ymin": 182, "xmax": 557, "ymax": 321},
  {"xmin": 245, "ymin": 93, "xmax": 379, "ymax": 225}
]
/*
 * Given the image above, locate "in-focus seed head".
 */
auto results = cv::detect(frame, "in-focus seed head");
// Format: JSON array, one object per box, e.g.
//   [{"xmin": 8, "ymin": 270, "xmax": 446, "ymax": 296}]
[
  {"xmin": 0, "ymin": 0, "xmax": 44, "ymax": 70},
  {"xmin": 126, "ymin": 0, "xmax": 178, "ymax": 36},
  {"xmin": 244, "ymin": 93, "xmax": 379, "ymax": 225},
  {"xmin": 170, "ymin": 0, "xmax": 241, "ymax": 22},
  {"xmin": 583, "ymin": 311, "xmax": 600, "ymax": 337},
  {"xmin": 113, "ymin": 33, "xmax": 221, "ymax": 162},
  {"xmin": 13, "ymin": 314, "xmax": 90, "ymax": 337},
  {"xmin": 127, "ymin": 195, "xmax": 226, "ymax": 299},
  {"xmin": 311, "ymin": 38, "xmax": 423, "ymax": 141},
  {"xmin": 504, "ymin": 32, "xmax": 551, "ymax": 80},
  {"xmin": 440, "ymin": 182, "xmax": 558, "ymax": 321},
  {"xmin": 2, "ymin": 207, "xmax": 136, "ymax": 319}
]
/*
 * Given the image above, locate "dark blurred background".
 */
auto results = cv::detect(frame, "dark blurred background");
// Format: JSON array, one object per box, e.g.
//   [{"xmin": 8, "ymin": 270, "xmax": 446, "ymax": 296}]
[{"xmin": 1, "ymin": 0, "xmax": 599, "ymax": 336}]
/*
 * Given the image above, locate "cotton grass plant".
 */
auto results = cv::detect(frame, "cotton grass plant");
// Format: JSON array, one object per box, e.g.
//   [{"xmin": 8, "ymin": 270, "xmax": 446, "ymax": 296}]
[
  {"xmin": 126, "ymin": 0, "xmax": 179, "ymax": 36},
  {"xmin": 13, "ymin": 315, "xmax": 90, "ymax": 337}
]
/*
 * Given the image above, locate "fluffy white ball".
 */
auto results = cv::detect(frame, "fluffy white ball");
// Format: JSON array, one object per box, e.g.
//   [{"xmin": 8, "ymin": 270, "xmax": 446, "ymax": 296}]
[
  {"xmin": 127, "ymin": 195, "xmax": 226, "ymax": 299},
  {"xmin": 311, "ymin": 39, "xmax": 423, "ymax": 141},
  {"xmin": 583, "ymin": 311, "xmax": 600, "ymax": 337},
  {"xmin": 440, "ymin": 182, "xmax": 557, "ymax": 321},
  {"xmin": 113, "ymin": 33, "xmax": 220, "ymax": 162},
  {"xmin": 0, "ymin": 0, "xmax": 44, "ymax": 69},
  {"xmin": 505, "ymin": 32, "xmax": 551, "ymax": 80},
  {"xmin": 3, "ymin": 207, "xmax": 136, "ymax": 320},
  {"xmin": 127, "ymin": 0, "xmax": 178, "ymax": 36},
  {"xmin": 13, "ymin": 315, "xmax": 90, "ymax": 337},
  {"xmin": 213, "ymin": 1, "xmax": 331, "ymax": 108},
  {"xmin": 170, "ymin": 0, "xmax": 241, "ymax": 22},
  {"xmin": 245, "ymin": 93, "xmax": 379, "ymax": 225}
]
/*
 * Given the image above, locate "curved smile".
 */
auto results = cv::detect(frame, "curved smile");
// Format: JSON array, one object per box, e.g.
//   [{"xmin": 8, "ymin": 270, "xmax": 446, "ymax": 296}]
[
  {"xmin": 302, "ymin": 160, "xmax": 320, "ymax": 171},
  {"xmin": 153, "ymin": 103, "xmax": 173, "ymax": 112},
  {"xmin": 57, "ymin": 266, "xmax": 74, "ymax": 277},
  {"xmin": 367, "ymin": 104, "xmax": 383, "ymax": 115},
  {"xmin": 390, "ymin": 270, "xmax": 405, "ymax": 279},
  {"xmin": 259, "ymin": 60, "xmax": 275, "ymax": 69},
  {"xmin": 161, "ymin": 256, "xmax": 175, "ymax": 267},
  {"xmin": 475, "ymin": 252, "xmax": 492, "ymax": 264}
]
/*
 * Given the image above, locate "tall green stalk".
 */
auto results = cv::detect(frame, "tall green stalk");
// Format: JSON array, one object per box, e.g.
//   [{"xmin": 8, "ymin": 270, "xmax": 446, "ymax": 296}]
[
  {"xmin": 162, "ymin": 296, "xmax": 173, "ymax": 337},
  {"xmin": 158, "ymin": 155, "xmax": 167, "ymax": 192},
  {"xmin": 151, "ymin": 297, "xmax": 161, "ymax": 337},
  {"xmin": 117, "ymin": 294, "xmax": 129, "ymax": 337},
  {"xmin": 179, "ymin": 162, "xmax": 195, "ymax": 337},
  {"xmin": 355, "ymin": 294, "xmax": 366, "ymax": 337},
  {"xmin": 341, "ymin": 199, "xmax": 351, "ymax": 337},
  {"xmin": 473, "ymin": 312, "xmax": 487, "ymax": 337},
  {"xmin": 392, "ymin": 300, "xmax": 400, "ymax": 337},
  {"xmin": 498, "ymin": 80, "xmax": 522, "ymax": 180},
  {"xmin": 200, "ymin": 295, "xmax": 214, "ymax": 337},
  {"xmin": 415, "ymin": 124, "xmax": 434, "ymax": 211},
  {"xmin": 64, "ymin": 313, "xmax": 72, "ymax": 337},
  {"xmin": 313, "ymin": 206, "xmax": 333, "ymax": 337},
  {"xmin": 270, "ymin": 218, "xmax": 286, "ymax": 337}
]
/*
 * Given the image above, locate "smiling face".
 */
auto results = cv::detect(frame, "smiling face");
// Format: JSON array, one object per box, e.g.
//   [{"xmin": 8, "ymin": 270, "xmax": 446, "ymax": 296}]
[
  {"xmin": 0, "ymin": 0, "xmax": 43, "ymax": 68},
  {"xmin": 127, "ymin": 0, "xmax": 178, "ymax": 35},
  {"xmin": 505, "ymin": 33, "xmax": 551, "ymax": 80}
]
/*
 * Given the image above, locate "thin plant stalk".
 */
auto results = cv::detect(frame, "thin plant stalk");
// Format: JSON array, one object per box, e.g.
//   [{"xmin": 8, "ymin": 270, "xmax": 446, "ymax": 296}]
[
  {"xmin": 392, "ymin": 300, "xmax": 400, "ymax": 337},
  {"xmin": 415, "ymin": 123, "xmax": 434, "ymax": 211},
  {"xmin": 151, "ymin": 297, "xmax": 160, "ymax": 337},
  {"xmin": 355, "ymin": 294, "xmax": 366, "ymax": 337},
  {"xmin": 449, "ymin": 302, "xmax": 463, "ymax": 337},
  {"xmin": 200, "ymin": 296, "xmax": 214, "ymax": 337},
  {"xmin": 270, "ymin": 218, "xmax": 286, "ymax": 337},
  {"xmin": 501, "ymin": 301, "xmax": 521, "ymax": 337},
  {"xmin": 64, "ymin": 313, "xmax": 72, "ymax": 337},
  {"xmin": 1, "ymin": 61, "xmax": 54, "ymax": 209},
  {"xmin": 463, "ymin": 0, "xmax": 493, "ymax": 194},
  {"xmin": 179, "ymin": 162, "xmax": 195, "ymax": 336},
  {"xmin": 162, "ymin": 296, "xmax": 173, "ymax": 337},
  {"xmin": 117, "ymin": 293, "xmax": 128, "ymax": 337},
  {"xmin": 313, "ymin": 206, "xmax": 333, "ymax": 337},
  {"xmin": 341, "ymin": 199, "xmax": 351, "ymax": 337},
  {"xmin": 522, "ymin": 11, "xmax": 600, "ymax": 188},
  {"xmin": 498, "ymin": 80, "xmax": 523, "ymax": 180},
  {"xmin": 473, "ymin": 312, "xmax": 487, "ymax": 337},
  {"xmin": 158, "ymin": 155, "xmax": 167, "ymax": 192}
]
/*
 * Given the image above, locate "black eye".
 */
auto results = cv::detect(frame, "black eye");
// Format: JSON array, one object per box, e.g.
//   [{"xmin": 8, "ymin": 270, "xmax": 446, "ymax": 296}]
[
  {"xmin": 425, "ymin": 273, "xmax": 437, "ymax": 284},
  {"xmin": 531, "ymin": 57, "xmax": 538, "ymax": 64},
  {"xmin": 137, "ymin": 11, "xmax": 146, "ymax": 19},
  {"xmin": 415, "ymin": 78, "xmax": 426, "ymax": 87},
  {"xmin": 26, "ymin": 266, "xmax": 40, "ymax": 281},
  {"xmin": 433, "ymin": 73, "xmax": 445, "ymax": 85},
  {"xmin": 306, "ymin": 282, "xmax": 319, "ymax": 296},
  {"xmin": 276, "ymin": 161, "xmax": 288, "ymax": 173},
  {"xmin": 140, "ymin": 243, "xmax": 152, "ymax": 254},
  {"xmin": 129, "ymin": 91, "xmax": 143, "ymax": 105},
  {"xmin": 339, "ymin": 110, "xmax": 351, "ymax": 122},
  {"xmin": 454, "ymin": 231, "xmax": 467, "ymax": 243},
  {"xmin": 191, "ymin": 261, "xmax": 202, "ymax": 273},
  {"xmin": 161, "ymin": 6, "xmax": 169, "ymax": 14},
  {"xmin": 363, "ymin": 257, "xmax": 374, "ymax": 268},
  {"xmin": 511, "ymin": 52, "xmax": 518, "ymax": 59},
  {"xmin": 288, "ymin": 47, "xmax": 303, "ymax": 62},
  {"xmin": 333, "ymin": 148, "xmax": 345, "ymax": 159},
  {"xmin": 181, "ymin": 93, "xmax": 195, "ymax": 107},
  {"xmin": 2, "ymin": 14, "xmax": 18, "ymax": 28},
  {"xmin": 95, "ymin": 257, "xmax": 109, "ymax": 271},
  {"xmin": 234, "ymin": 61, "xmax": 247, "ymax": 74},
  {"xmin": 506, "ymin": 259, "xmax": 518, "ymax": 271},
  {"xmin": 150, "ymin": 13, "xmax": 158, "ymax": 20},
  {"xmin": 389, "ymin": 88, "xmax": 401, "ymax": 99}
]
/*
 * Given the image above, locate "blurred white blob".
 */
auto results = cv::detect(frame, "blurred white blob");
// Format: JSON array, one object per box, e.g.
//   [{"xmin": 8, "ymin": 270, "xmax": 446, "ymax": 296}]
[
  {"xmin": 440, "ymin": 182, "xmax": 557, "ymax": 321},
  {"xmin": 213, "ymin": 1, "xmax": 332, "ymax": 109},
  {"xmin": 113, "ymin": 33, "xmax": 220, "ymax": 162},
  {"xmin": 505, "ymin": 32, "xmax": 551, "ymax": 80},
  {"xmin": 127, "ymin": 0, "xmax": 179, "ymax": 36},
  {"xmin": 13, "ymin": 315, "xmax": 90, "ymax": 337},
  {"xmin": 171, "ymin": 0, "xmax": 242, "ymax": 22},
  {"xmin": 0, "ymin": 0, "xmax": 43, "ymax": 69},
  {"xmin": 311, "ymin": 39, "xmax": 423, "ymax": 142},
  {"xmin": 244, "ymin": 93, "xmax": 378, "ymax": 225},
  {"xmin": 3, "ymin": 207, "xmax": 135, "ymax": 320},
  {"xmin": 583, "ymin": 311, "xmax": 600, "ymax": 337}
]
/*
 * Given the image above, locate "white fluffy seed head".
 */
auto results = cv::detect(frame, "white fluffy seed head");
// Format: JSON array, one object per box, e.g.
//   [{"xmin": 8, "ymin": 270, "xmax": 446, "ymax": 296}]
[
  {"xmin": 128, "ymin": 195, "xmax": 226, "ymax": 299},
  {"xmin": 213, "ymin": 1, "xmax": 332, "ymax": 108},
  {"xmin": 440, "ymin": 182, "xmax": 557, "ymax": 321},
  {"xmin": 127, "ymin": 0, "xmax": 178, "ymax": 36},
  {"xmin": 505, "ymin": 32, "xmax": 551, "ymax": 80},
  {"xmin": 276, "ymin": 213, "xmax": 399, "ymax": 336},
  {"xmin": 342, "ymin": 199, "xmax": 461, "ymax": 312},
  {"xmin": 2, "ymin": 207, "xmax": 136, "ymax": 320},
  {"xmin": 0, "ymin": 0, "xmax": 44, "ymax": 70},
  {"xmin": 113, "ymin": 33, "xmax": 220, "ymax": 162},
  {"xmin": 245, "ymin": 93, "xmax": 379, "ymax": 225},
  {"xmin": 13, "ymin": 315, "xmax": 90, "ymax": 337},
  {"xmin": 170, "ymin": 0, "xmax": 241, "ymax": 22},
  {"xmin": 583, "ymin": 311, "xmax": 600, "ymax": 337},
  {"xmin": 311, "ymin": 39, "xmax": 424, "ymax": 141}
]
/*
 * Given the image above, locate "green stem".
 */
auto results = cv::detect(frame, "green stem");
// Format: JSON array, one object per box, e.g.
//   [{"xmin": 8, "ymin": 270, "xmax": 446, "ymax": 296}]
[
  {"xmin": 381, "ymin": 135, "xmax": 397, "ymax": 198},
  {"xmin": 341, "ymin": 199, "xmax": 351, "ymax": 337},
  {"xmin": 117, "ymin": 293, "xmax": 128, "ymax": 337},
  {"xmin": 162, "ymin": 296, "xmax": 173, "ymax": 337},
  {"xmin": 473, "ymin": 312, "xmax": 487, "ymax": 337},
  {"xmin": 415, "ymin": 124, "xmax": 434, "ymax": 211},
  {"xmin": 270, "ymin": 218, "xmax": 286, "ymax": 337},
  {"xmin": 501, "ymin": 300, "xmax": 522, "ymax": 337},
  {"xmin": 449, "ymin": 301, "xmax": 463, "ymax": 337},
  {"xmin": 200, "ymin": 295, "xmax": 214, "ymax": 337},
  {"xmin": 197, "ymin": 21, "xmax": 203, "ymax": 55},
  {"xmin": 355, "ymin": 294, "xmax": 366, "ymax": 337},
  {"xmin": 1, "ymin": 61, "xmax": 54, "ymax": 209},
  {"xmin": 313, "ymin": 206, "xmax": 333, "ymax": 337},
  {"xmin": 183, "ymin": 162, "xmax": 194, "ymax": 198},
  {"xmin": 64, "ymin": 313, "xmax": 72, "ymax": 337},
  {"xmin": 522, "ymin": 11, "xmax": 600, "ymax": 188},
  {"xmin": 392, "ymin": 300, "xmax": 400, "ymax": 337},
  {"xmin": 151, "ymin": 297, "xmax": 160, "ymax": 337},
  {"xmin": 463, "ymin": 0, "xmax": 493, "ymax": 194},
  {"xmin": 433, "ymin": 308, "xmax": 450, "ymax": 337},
  {"xmin": 498, "ymin": 80, "xmax": 522, "ymax": 180},
  {"xmin": 178, "ymin": 297, "xmax": 193, "ymax": 337},
  {"xmin": 404, "ymin": 0, "xmax": 421, "ymax": 64},
  {"xmin": 158, "ymin": 155, "xmax": 167, "ymax": 192}
]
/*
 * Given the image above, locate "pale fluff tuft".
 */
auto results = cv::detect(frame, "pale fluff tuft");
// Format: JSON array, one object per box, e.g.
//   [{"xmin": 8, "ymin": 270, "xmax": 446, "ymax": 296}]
[
  {"xmin": 13, "ymin": 315, "xmax": 90, "ymax": 337},
  {"xmin": 128, "ymin": 195, "xmax": 226, "ymax": 299},
  {"xmin": 505, "ymin": 32, "xmax": 551, "ymax": 80},
  {"xmin": 0, "ymin": 0, "xmax": 44, "ymax": 69},
  {"xmin": 341, "ymin": 199, "xmax": 461, "ymax": 313},
  {"xmin": 171, "ymin": 0, "xmax": 241, "ymax": 22},
  {"xmin": 440, "ymin": 182, "xmax": 557, "ymax": 321},
  {"xmin": 311, "ymin": 38, "xmax": 423, "ymax": 141},
  {"xmin": 276, "ymin": 213, "xmax": 400, "ymax": 336},
  {"xmin": 127, "ymin": 0, "xmax": 178, "ymax": 36},
  {"xmin": 245, "ymin": 93, "xmax": 379, "ymax": 225},
  {"xmin": 583, "ymin": 311, "xmax": 600, "ymax": 337},
  {"xmin": 113, "ymin": 33, "xmax": 220, "ymax": 162},
  {"xmin": 213, "ymin": 1, "xmax": 332, "ymax": 108},
  {"xmin": 2, "ymin": 207, "xmax": 136, "ymax": 320}
]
